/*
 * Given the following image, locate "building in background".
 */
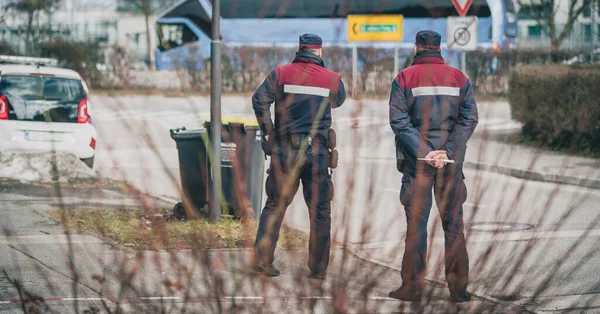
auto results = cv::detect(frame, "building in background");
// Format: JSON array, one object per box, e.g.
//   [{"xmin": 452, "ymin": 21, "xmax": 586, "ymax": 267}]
[
  {"xmin": 1, "ymin": 0, "xmax": 598, "ymax": 67},
  {"xmin": 0, "ymin": 0, "xmax": 165, "ymax": 66},
  {"xmin": 516, "ymin": 0, "xmax": 599, "ymax": 50}
]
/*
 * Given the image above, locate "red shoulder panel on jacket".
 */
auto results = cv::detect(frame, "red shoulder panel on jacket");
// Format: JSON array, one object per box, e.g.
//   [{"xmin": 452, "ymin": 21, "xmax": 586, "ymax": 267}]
[
  {"xmin": 399, "ymin": 64, "xmax": 467, "ymax": 90},
  {"xmin": 277, "ymin": 63, "xmax": 340, "ymax": 92}
]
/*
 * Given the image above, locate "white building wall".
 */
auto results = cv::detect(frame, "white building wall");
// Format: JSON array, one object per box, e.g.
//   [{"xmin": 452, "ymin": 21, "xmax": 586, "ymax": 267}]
[
  {"xmin": 516, "ymin": 0, "xmax": 600, "ymax": 49},
  {"xmin": 0, "ymin": 0, "xmax": 157, "ymax": 63}
]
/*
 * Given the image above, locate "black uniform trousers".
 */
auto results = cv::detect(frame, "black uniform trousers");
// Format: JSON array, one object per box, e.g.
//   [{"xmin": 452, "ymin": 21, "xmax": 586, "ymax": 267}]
[
  {"xmin": 254, "ymin": 144, "xmax": 333, "ymax": 274},
  {"xmin": 399, "ymin": 164, "xmax": 469, "ymax": 294}
]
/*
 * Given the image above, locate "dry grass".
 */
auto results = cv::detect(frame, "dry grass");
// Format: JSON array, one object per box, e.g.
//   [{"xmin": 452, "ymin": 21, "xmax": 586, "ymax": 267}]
[{"xmin": 48, "ymin": 208, "xmax": 312, "ymax": 251}]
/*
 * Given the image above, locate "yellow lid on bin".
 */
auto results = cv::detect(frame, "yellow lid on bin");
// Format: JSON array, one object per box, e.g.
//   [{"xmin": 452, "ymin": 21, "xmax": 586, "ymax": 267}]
[{"xmin": 205, "ymin": 117, "xmax": 259, "ymax": 127}]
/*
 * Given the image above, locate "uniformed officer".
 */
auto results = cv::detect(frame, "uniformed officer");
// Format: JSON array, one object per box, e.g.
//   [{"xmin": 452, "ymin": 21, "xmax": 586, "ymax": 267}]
[
  {"xmin": 251, "ymin": 34, "xmax": 346, "ymax": 279},
  {"xmin": 388, "ymin": 30, "xmax": 478, "ymax": 302}
]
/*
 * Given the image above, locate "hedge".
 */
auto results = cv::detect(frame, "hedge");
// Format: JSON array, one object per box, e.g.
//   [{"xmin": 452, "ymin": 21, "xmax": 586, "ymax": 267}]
[
  {"xmin": 508, "ymin": 64, "xmax": 600, "ymax": 154},
  {"xmin": 5, "ymin": 38, "xmax": 596, "ymax": 98},
  {"xmin": 0, "ymin": 41, "xmax": 15, "ymax": 55}
]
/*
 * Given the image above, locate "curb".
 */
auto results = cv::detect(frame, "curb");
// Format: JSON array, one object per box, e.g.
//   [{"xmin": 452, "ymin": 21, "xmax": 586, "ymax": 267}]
[
  {"xmin": 464, "ymin": 161, "xmax": 600, "ymax": 190},
  {"xmin": 345, "ymin": 244, "xmax": 536, "ymax": 314}
]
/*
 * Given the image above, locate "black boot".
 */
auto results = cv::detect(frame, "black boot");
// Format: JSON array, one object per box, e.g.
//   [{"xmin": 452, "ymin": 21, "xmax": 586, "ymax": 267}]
[
  {"xmin": 307, "ymin": 271, "xmax": 327, "ymax": 280},
  {"xmin": 388, "ymin": 286, "xmax": 422, "ymax": 302},
  {"xmin": 252, "ymin": 263, "xmax": 281, "ymax": 277},
  {"xmin": 449, "ymin": 291, "xmax": 471, "ymax": 303}
]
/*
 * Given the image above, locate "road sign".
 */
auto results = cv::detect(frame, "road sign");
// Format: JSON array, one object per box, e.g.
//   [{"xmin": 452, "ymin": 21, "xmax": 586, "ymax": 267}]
[
  {"xmin": 347, "ymin": 15, "xmax": 403, "ymax": 42},
  {"xmin": 451, "ymin": 0, "xmax": 473, "ymax": 16},
  {"xmin": 447, "ymin": 16, "xmax": 478, "ymax": 51}
]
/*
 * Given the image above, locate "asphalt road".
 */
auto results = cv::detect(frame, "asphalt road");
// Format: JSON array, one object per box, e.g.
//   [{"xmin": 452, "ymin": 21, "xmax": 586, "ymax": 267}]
[{"xmin": 0, "ymin": 95, "xmax": 598, "ymax": 313}]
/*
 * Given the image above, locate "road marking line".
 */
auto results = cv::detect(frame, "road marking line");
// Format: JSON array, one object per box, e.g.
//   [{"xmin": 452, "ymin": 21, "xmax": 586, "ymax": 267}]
[
  {"xmin": 369, "ymin": 297, "xmax": 397, "ymax": 301},
  {"xmin": 0, "ymin": 295, "xmax": 416, "ymax": 304},
  {"xmin": 298, "ymin": 296, "xmax": 332, "ymax": 300},
  {"xmin": 139, "ymin": 297, "xmax": 180, "ymax": 300},
  {"xmin": 223, "ymin": 296, "xmax": 264, "ymax": 300},
  {"xmin": 60, "ymin": 298, "xmax": 104, "ymax": 301}
]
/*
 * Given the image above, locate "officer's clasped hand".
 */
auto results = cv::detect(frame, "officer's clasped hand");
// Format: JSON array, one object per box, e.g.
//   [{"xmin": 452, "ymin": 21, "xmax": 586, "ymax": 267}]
[{"xmin": 424, "ymin": 150, "xmax": 449, "ymax": 169}]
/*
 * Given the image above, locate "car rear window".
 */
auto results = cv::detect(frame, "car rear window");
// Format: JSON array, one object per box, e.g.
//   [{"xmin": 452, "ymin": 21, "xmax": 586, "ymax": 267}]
[
  {"xmin": 0, "ymin": 75, "xmax": 85, "ymax": 101},
  {"xmin": 0, "ymin": 75, "xmax": 85, "ymax": 122}
]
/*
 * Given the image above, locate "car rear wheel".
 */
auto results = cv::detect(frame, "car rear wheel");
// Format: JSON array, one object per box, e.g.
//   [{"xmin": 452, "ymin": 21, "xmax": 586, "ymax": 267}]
[{"xmin": 81, "ymin": 157, "xmax": 94, "ymax": 169}]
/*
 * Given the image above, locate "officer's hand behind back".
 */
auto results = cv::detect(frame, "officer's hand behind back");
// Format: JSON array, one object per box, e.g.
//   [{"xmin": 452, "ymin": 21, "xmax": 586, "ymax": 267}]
[{"xmin": 433, "ymin": 151, "xmax": 449, "ymax": 169}]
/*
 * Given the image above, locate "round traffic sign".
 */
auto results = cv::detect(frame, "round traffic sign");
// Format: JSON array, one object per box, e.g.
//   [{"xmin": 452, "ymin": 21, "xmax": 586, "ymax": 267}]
[{"xmin": 454, "ymin": 27, "xmax": 471, "ymax": 46}]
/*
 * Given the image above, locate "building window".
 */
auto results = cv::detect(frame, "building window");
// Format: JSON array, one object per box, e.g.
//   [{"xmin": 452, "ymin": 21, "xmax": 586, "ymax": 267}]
[
  {"xmin": 518, "ymin": 5, "xmax": 543, "ymax": 20},
  {"xmin": 583, "ymin": 24, "xmax": 592, "ymax": 42},
  {"xmin": 528, "ymin": 25, "xmax": 542, "ymax": 38},
  {"xmin": 157, "ymin": 24, "xmax": 198, "ymax": 52},
  {"xmin": 583, "ymin": 6, "xmax": 591, "ymax": 18}
]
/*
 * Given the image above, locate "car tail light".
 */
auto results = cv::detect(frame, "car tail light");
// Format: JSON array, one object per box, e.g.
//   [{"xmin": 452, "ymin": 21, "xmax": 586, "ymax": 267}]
[
  {"xmin": 89, "ymin": 137, "xmax": 96, "ymax": 149},
  {"xmin": 78, "ymin": 98, "xmax": 89, "ymax": 124},
  {"xmin": 0, "ymin": 94, "xmax": 8, "ymax": 120}
]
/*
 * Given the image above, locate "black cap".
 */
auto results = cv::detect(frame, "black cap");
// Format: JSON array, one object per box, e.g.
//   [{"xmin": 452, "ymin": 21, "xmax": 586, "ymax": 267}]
[
  {"xmin": 415, "ymin": 30, "xmax": 441, "ymax": 49},
  {"xmin": 299, "ymin": 33, "xmax": 322, "ymax": 49}
]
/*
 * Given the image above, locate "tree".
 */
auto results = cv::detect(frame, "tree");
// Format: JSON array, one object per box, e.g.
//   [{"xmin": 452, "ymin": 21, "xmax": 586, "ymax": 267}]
[
  {"xmin": 7, "ymin": 0, "xmax": 62, "ymax": 55},
  {"xmin": 118, "ymin": 0, "xmax": 178, "ymax": 69},
  {"xmin": 517, "ymin": 0, "xmax": 594, "ymax": 51}
]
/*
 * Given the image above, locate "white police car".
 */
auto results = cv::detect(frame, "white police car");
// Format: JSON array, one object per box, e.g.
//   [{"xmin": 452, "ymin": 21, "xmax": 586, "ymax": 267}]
[{"xmin": 0, "ymin": 55, "xmax": 97, "ymax": 168}]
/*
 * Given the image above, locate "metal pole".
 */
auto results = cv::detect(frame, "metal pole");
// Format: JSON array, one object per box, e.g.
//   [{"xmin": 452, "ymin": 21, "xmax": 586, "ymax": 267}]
[
  {"xmin": 461, "ymin": 51, "xmax": 467, "ymax": 76},
  {"xmin": 352, "ymin": 44, "xmax": 357, "ymax": 98},
  {"xmin": 393, "ymin": 44, "xmax": 400, "ymax": 74},
  {"xmin": 210, "ymin": 0, "xmax": 222, "ymax": 223},
  {"xmin": 593, "ymin": 2, "xmax": 597, "ymax": 50}
]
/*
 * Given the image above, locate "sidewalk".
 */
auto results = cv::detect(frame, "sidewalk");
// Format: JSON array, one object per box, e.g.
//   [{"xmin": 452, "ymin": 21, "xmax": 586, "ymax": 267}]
[{"xmin": 464, "ymin": 134, "xmax": 600, "ymax": 190}]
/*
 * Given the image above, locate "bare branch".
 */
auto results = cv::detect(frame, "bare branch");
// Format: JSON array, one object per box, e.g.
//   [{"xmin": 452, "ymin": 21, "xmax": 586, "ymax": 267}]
[
  {"xmin": 518, "ymin": 0, "xmax": 593, "ymax": 49},
  {"xmin": 557, "ymin": 0, "xmax": 593, "ymax": 43},
  {"xmin": 516, "ymin": 0, "xmax": 555, "ymax": 38}
]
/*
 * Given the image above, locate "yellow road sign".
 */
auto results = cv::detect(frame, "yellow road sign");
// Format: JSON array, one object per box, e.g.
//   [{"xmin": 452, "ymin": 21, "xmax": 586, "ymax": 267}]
[{"xmin": 347, "ymin": 15, "xmax": 404, "ymax": 42}]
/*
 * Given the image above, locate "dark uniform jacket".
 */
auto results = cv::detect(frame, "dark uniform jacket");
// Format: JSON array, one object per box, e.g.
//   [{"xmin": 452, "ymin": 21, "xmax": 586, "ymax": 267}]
[
  {"xmin": 252, "ymin": 52, "xmax": 346, "ymax": 154},
  {"xmin": 389, "ymin": 51, "xmax": 478, "ymax": 175}
]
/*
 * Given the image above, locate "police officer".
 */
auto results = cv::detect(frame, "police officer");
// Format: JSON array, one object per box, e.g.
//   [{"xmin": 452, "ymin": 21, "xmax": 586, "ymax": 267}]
[
  {"xmin": 252, "ymin": 34, "xmax": 346, "ymax": 279},
  {"xmin": 388, "ymin": 30, "xmax": 478, "ymax": 302}
]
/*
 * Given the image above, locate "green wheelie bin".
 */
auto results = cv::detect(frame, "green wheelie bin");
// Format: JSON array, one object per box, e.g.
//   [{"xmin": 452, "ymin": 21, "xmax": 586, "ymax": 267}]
[{"xmin": 170, "ymin": 118, "xmax": 265, "ymax": 220}]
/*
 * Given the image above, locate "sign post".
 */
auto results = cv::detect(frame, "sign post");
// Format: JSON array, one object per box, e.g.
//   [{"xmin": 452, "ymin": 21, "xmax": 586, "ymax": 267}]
[
  {"xmin": 352, "ymin": 44, "xmax": 357, "ymax": 98},
  {"xmin": 449, "ymin": 0, "xmax": 475, "ymax": 76},
  {"xmin": 347, "ymin": 15, "xmax": 403, "ymax": 97},
  {"xmin": 210, "ymin": 0, "xmax": 222, "ymax": 223}
]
